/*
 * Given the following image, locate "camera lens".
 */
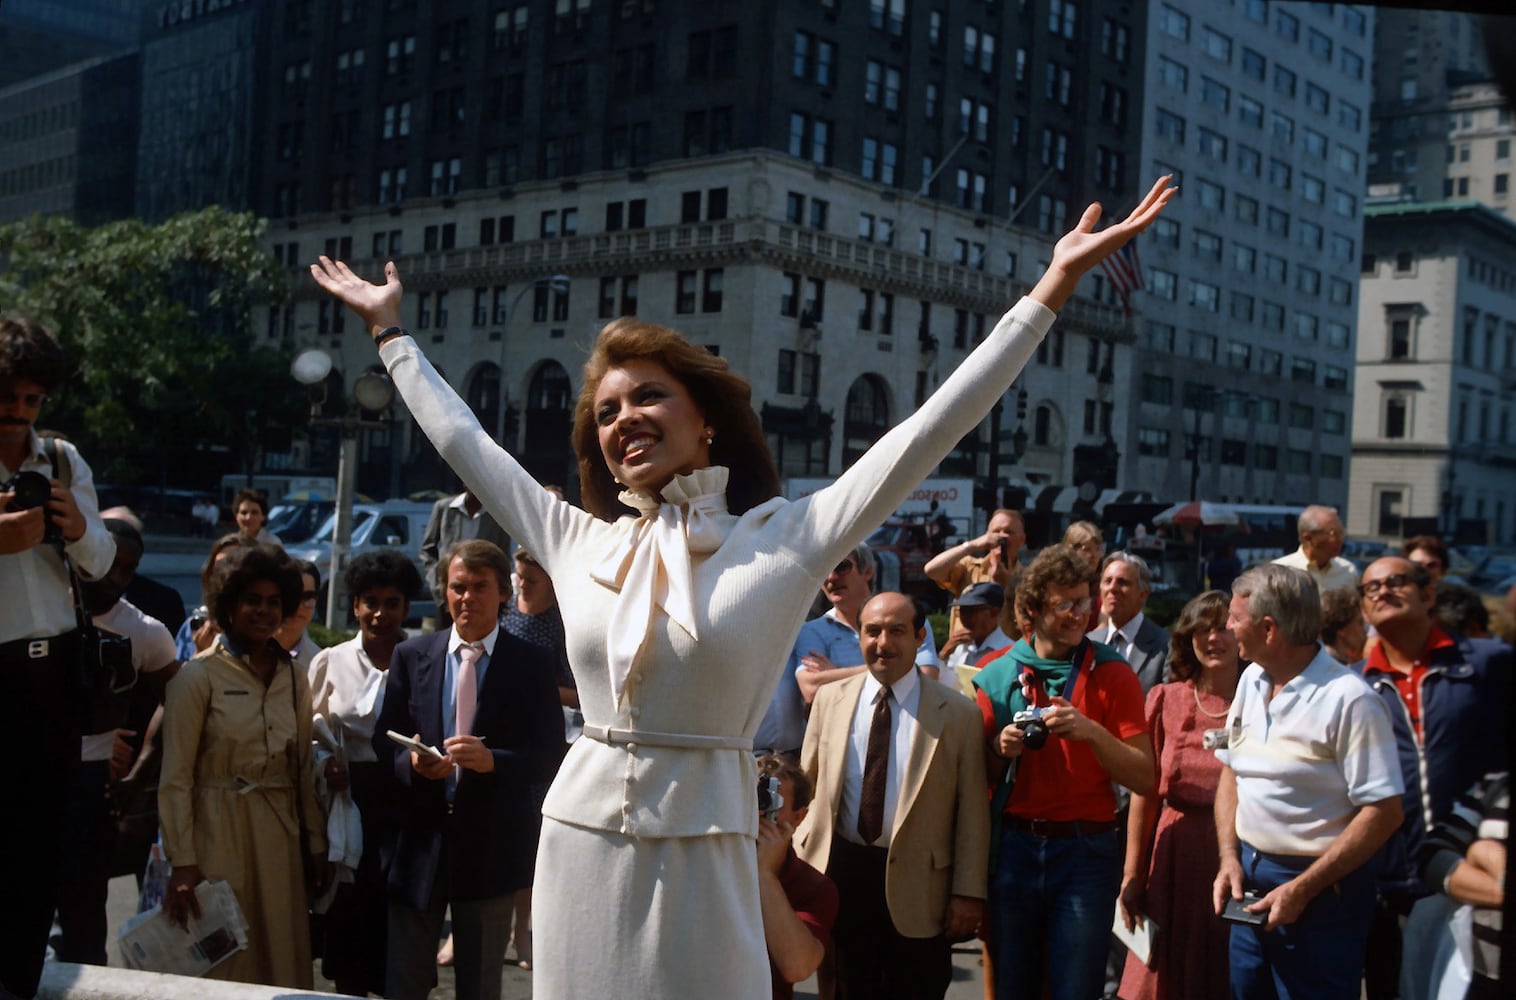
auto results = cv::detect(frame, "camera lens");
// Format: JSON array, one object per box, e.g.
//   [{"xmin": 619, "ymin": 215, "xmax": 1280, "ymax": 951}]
[
  {"xmin": 1021, "ymin": 718, "xmax": 1049, "ymax": 750},
  {"xmin": 3, "ymin": 470, "xmax": 51, "ymax": 512}
]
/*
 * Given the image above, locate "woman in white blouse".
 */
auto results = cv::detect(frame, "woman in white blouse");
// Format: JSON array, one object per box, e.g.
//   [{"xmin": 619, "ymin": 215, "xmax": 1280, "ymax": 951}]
[
  {"xmin": 311, "ymin": 177, "xmax": 1174, "ymax": 1000},
  {"xmin": 309, "ymin": 550, "xmax": 422, "ymax": 997}
]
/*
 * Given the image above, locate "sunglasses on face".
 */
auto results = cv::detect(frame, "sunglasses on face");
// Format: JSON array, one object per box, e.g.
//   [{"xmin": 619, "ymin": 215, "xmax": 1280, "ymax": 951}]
[{"xmin": 831, "ymin": 559, "xmax": 855, "ymax": 576}]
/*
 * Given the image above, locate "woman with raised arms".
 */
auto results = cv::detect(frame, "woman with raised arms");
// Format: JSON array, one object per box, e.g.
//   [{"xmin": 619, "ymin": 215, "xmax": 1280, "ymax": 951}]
[{"xmin": 311, "ymin": 177, "xmax": 1174, "ymax": 999}]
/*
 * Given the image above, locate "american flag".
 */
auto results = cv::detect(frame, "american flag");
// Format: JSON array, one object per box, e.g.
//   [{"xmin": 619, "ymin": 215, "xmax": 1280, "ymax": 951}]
[{"xmin": 1100, "ymin": 239, "xmax": 1145, "ymax": 315}]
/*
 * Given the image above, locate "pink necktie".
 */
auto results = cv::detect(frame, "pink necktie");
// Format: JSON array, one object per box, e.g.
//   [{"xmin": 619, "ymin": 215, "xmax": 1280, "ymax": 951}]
[{"xmin": 456, "ymin": 642, "xmax": 482, "ymax": 739}]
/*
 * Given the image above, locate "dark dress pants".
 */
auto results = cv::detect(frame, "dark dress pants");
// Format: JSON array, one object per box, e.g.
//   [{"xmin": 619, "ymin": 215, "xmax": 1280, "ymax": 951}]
[
  {"xmin": 828, "ymin": 836, "xmax": 952, "ymax": 1000},
  {"xmin": 0, "ymin": 634, "xmax": 80, "ymax": 999}
]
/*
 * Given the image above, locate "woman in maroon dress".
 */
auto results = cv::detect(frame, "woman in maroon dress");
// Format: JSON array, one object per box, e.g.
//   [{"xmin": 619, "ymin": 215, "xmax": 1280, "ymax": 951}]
[{"xmin": 1117, "ymin": 590, "xmax": 1242, "ymax": 1000}]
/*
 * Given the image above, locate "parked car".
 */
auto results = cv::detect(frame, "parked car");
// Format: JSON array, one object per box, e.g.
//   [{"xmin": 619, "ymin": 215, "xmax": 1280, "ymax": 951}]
[
  {"xmin": 265, "ymin": 500, "xmax": 335, "ymax": 545},
  {"xmin": 286, "ymin": 500, "xmax": 434, "ymax": 612},
  {"xmin": 1458, "ymin": 552, "xmax": 1516, "ymax": 595}
]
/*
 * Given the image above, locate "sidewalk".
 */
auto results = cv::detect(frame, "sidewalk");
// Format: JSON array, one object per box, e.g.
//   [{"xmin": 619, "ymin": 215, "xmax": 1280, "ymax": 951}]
[{"xmin": 101, "ymin": 875, "xmax": 987, "ymax": 998}]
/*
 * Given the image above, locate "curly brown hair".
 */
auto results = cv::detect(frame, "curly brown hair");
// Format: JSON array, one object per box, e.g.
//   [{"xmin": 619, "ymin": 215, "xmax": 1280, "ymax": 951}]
[
  {"xmin": 1015, "ymin": 543, "xmax": 1097, "ymax": 620},
  {"xmin": 207, "ymin": 544, "xmax": 303, "ymax": 633},
  {"xmin": 1167, "ymin": 590, "xmax": 1232, "ymax": 682},
  {"xmin": 571, "ymin": 317, "xmax": 780, "ymax": 521}
]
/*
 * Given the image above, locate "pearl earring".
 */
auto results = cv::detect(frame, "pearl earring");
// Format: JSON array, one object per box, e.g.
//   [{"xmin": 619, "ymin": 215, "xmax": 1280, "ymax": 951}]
[{"xmin": 705, "ymin": 431, "xmax": 715, "ymax": 445}]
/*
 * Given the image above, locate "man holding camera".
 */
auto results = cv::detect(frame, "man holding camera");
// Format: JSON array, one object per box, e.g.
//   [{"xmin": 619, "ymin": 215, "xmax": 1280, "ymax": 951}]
[
  {"xmin": 971, "ymin": 544, "xmax": 1152, "ymax": 1000},
  {"xmin": 0, "ymin": 315, "xmax": 115, "ymax": 999},
  {"xmin": 755, "ymin": 754, "xmax": 837, "ymax": 1000},
  {"xmin": 1213, "ymin": 565, "xmax": 1403, "ymax": 999}
]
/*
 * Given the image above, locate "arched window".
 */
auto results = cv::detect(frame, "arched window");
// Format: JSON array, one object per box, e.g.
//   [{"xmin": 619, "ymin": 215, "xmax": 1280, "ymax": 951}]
[
  {"xmin": 1034, "ymin": 404, "xmax": 1053, "ymax": 446},
  {"xmin": 522, "ymin": 360, "xmax": 575, "ymax": 487},
  {"xmin": 528, "ymin": 361, "xmax": 573, "ymax": 412},
  {"xmin": 466, "ymin": 362, "xmax": 502, "ymax": 432},
  {"xmin": 843, "ymin": 374, "xmax": 891, "ymax": 466}
]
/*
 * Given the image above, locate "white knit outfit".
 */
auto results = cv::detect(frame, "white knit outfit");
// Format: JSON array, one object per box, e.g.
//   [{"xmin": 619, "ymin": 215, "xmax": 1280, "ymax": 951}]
[{"xmin": 377, "ymin": 296, "xmax": 1054, "ymax": 998}]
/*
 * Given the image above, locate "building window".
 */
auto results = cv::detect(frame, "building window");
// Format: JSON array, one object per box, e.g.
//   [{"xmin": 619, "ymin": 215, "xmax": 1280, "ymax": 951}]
[
  {"xmin": 1377, "ymin": 488, "xmax": 1405, "ymax": 536},
  {"xmin": 676, "ymin": 270, "xmax": 697, "ymax": 314},
  {"xmin": 1138, "ymin": 428, "xmax": 1171, "ymax": 457},
  {"xmin": 1141, "ymin": 374, "xmax": 1172, "ymax": 405}
]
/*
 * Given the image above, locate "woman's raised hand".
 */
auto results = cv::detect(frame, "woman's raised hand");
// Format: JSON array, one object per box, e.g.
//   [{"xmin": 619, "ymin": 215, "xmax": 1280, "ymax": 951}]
[
  {"xmin": 310, "ymin": 257, "xmax": 406, "ymax": 340},
  {"xmin": 1029, "ymin": 176, "xmax": 1178, "ymax": 313}
]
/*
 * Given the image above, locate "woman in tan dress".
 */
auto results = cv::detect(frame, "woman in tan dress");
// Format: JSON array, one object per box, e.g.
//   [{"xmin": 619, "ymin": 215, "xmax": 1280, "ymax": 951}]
[{"xmin": 159, "ymin": 544, "xmax": 330, "ymax": 988}]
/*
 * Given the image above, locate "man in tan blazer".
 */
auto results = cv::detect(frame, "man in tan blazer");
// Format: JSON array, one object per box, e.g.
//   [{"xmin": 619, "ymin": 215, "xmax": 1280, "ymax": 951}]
[{"xmin": 795, "ymin": 591, "xmax": 990, "ymax": 1000}]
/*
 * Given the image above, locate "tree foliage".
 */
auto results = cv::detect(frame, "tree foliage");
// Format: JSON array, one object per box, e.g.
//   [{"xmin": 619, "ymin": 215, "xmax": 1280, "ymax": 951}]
[{"xmin": 0, "ymin": 207, "xmax": 299, "ymax": 486}]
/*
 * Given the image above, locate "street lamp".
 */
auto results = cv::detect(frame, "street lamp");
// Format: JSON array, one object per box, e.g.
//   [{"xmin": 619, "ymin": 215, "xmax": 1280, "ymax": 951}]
[
  {"xmin": 490, "ymin": 274, "xmax": 570, "ymax": 446},
  {"xmin": 291, "ymin": 348, "xmax": 395, "ymax": 628}
]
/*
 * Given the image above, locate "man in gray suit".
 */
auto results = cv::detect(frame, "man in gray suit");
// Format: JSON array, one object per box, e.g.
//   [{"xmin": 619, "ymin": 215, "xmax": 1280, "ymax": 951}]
[
  {"xmin": 1089, "ymin": 549, "xmax": 1170, "ymax": 994},
  {"xmin": 420, "ymin": 490, "xmax": 509, "ymax": 620},
  {"xmin": 1090, "ymin": 551, "xmax": 1169, "ymax": 693}
]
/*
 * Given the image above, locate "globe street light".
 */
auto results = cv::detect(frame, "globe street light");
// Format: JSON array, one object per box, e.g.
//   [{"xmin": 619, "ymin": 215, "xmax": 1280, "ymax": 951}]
[{"xmin": 291, "ymin": 348, "xmax": 395, "ymax": 627}]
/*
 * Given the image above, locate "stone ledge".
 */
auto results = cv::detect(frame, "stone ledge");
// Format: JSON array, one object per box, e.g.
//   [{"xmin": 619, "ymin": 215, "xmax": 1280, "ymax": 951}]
[{"xmin": 39, "ymin": 963, "xmax": 345, "ymax": 1000}]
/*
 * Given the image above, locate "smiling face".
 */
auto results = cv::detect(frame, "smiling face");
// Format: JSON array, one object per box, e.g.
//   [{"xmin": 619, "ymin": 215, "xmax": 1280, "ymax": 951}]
[
  {"xmin": 1032, "ymin": 581, "xmax": 1093, "ymax": 659},
  {"xmin": 1226, "ymin": 593, "xmax": 1270, "ymax": 664},
  {"xmin": 859, "ymin": 592, "xmax": 923, "ymax": 686},
  {"xmin": 1190, "ymin": 618, "xmax": 1240, "ymax": 674},
  {"xmin": 593, "ymin": 358, "xmax": 712, "ymax": 497},
  {"xmin": 225, "ymin": 578, "xmax": 284, "ymax": 648},
  {"xmin": 353, "ymin": 584, "xmax": 408, "ymax": 647}
]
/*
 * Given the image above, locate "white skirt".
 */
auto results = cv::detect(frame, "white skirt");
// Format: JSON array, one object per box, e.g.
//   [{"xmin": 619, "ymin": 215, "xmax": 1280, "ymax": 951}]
[{"xmin": 531, "ymin": 817, "xmax": 770, "ymax": 999}]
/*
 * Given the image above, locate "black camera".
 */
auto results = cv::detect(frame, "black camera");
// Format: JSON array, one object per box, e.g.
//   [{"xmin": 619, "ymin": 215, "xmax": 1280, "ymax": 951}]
[
  {"xmin": 2, "ymin": 469, "xmax": 59, "ymax": 543},
  {"xmin": 78, "ymin": 628, "xmax": 137, "ymax": 734},
  {"xmin": 1013, "ymin": 707, "xmax": 1051, "ymax": 750},
  {"xmin": 757, "ymin": 774, "xmax": 785, "ymax": 823}
]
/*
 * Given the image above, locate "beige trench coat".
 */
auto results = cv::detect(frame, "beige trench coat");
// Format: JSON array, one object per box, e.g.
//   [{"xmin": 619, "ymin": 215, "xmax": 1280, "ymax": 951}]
[{"xmin": 158, "ymin": 642, "xmax": 327, "ymax": 988}]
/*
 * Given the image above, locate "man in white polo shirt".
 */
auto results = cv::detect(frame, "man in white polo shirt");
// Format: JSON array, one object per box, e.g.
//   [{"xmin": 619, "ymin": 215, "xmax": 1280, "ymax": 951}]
[{"xmin": 1213, "ymin": 564, "xmax": 1403, "ymax": 999}]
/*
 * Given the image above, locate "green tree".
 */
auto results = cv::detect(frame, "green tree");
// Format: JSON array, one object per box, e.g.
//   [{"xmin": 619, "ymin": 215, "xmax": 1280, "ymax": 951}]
[{"xmin": 0, "ymin": 206, "xmax": 299, "ymax": 489}]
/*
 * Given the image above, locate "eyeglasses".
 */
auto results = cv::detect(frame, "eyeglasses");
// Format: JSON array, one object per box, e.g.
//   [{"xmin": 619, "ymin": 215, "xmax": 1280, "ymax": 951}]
[
  {"xmin": 831, "ymin": 559, "xmax": 855, "ymax": 576},
  {"xmin": 1307, "ymin": 528, "xmax": 1343, "ymax": 539},
  {"xmin": 1049, "ymin": 597, "xmax": 1094, "ymax": 617},
  {"xmin": 0, "ymin": 390, "xmax": 47, "ymax": 408},
  {"xmin": 1358, "ymin": 574, "xmax": 1416, "ymax": 599},
  {"xmin": 300, "ymin": 591, "xmax": 319, "ymax": 605}
]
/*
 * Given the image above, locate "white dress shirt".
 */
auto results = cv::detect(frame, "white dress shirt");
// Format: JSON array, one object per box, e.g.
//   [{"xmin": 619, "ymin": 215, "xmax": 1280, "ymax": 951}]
[
  {"xmin": 838, "ymin": 667, "xmax": 922, "ymax": 848},
  {"xmin": 1105, "ymin": 611, "xmax": 1146, "ymax": 663},
  {"xmin": 0, "ymin": 432, "xmax": 115, "ymax": 642}
]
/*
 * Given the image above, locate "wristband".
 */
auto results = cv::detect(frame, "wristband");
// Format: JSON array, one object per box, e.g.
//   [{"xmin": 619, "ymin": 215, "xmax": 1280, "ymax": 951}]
[{"xmin": 373, "ymin": 326, "xmax": 407, "ymax": 348}]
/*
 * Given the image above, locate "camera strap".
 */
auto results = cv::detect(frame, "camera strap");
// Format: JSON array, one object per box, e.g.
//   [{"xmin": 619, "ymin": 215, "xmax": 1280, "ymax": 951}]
[{"xmin": 1016, "ymin": 638, "xmax": 1089, "ymax": 710}]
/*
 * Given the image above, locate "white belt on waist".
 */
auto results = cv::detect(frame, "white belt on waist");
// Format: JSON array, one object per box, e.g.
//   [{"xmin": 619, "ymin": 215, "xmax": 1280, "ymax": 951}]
[{"xmin": 580, "ymin": 724, "xmax": 752, "ymax": 752}]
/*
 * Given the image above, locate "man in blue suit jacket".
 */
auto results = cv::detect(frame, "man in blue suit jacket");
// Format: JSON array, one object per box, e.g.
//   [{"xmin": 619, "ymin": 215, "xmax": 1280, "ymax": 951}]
[{"xmin": 376, "ymin": 540, "xmax": 564, "ymax": 1000}]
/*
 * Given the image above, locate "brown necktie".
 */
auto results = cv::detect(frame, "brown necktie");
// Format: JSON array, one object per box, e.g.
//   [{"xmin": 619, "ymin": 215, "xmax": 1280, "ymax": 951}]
[{"xmin": 857, "ymin": 688, "xmax": 892, "ymax": 844}]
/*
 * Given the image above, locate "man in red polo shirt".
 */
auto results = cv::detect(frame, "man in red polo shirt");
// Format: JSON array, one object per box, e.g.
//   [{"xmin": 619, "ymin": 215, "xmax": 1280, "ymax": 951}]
[
  {"xmin": 755, "ymin": 753, "xmax": 837, "ymax": 1000},
  {"xmin": 1358, "ymin": 555, "xmax": 1511, "ymax": 1000}
]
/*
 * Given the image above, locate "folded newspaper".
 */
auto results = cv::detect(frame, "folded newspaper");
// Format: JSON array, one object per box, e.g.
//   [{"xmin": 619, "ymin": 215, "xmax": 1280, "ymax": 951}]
[{"xmin": 117, "ymin": 879, "xmax": 249, "ymax": 976}]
